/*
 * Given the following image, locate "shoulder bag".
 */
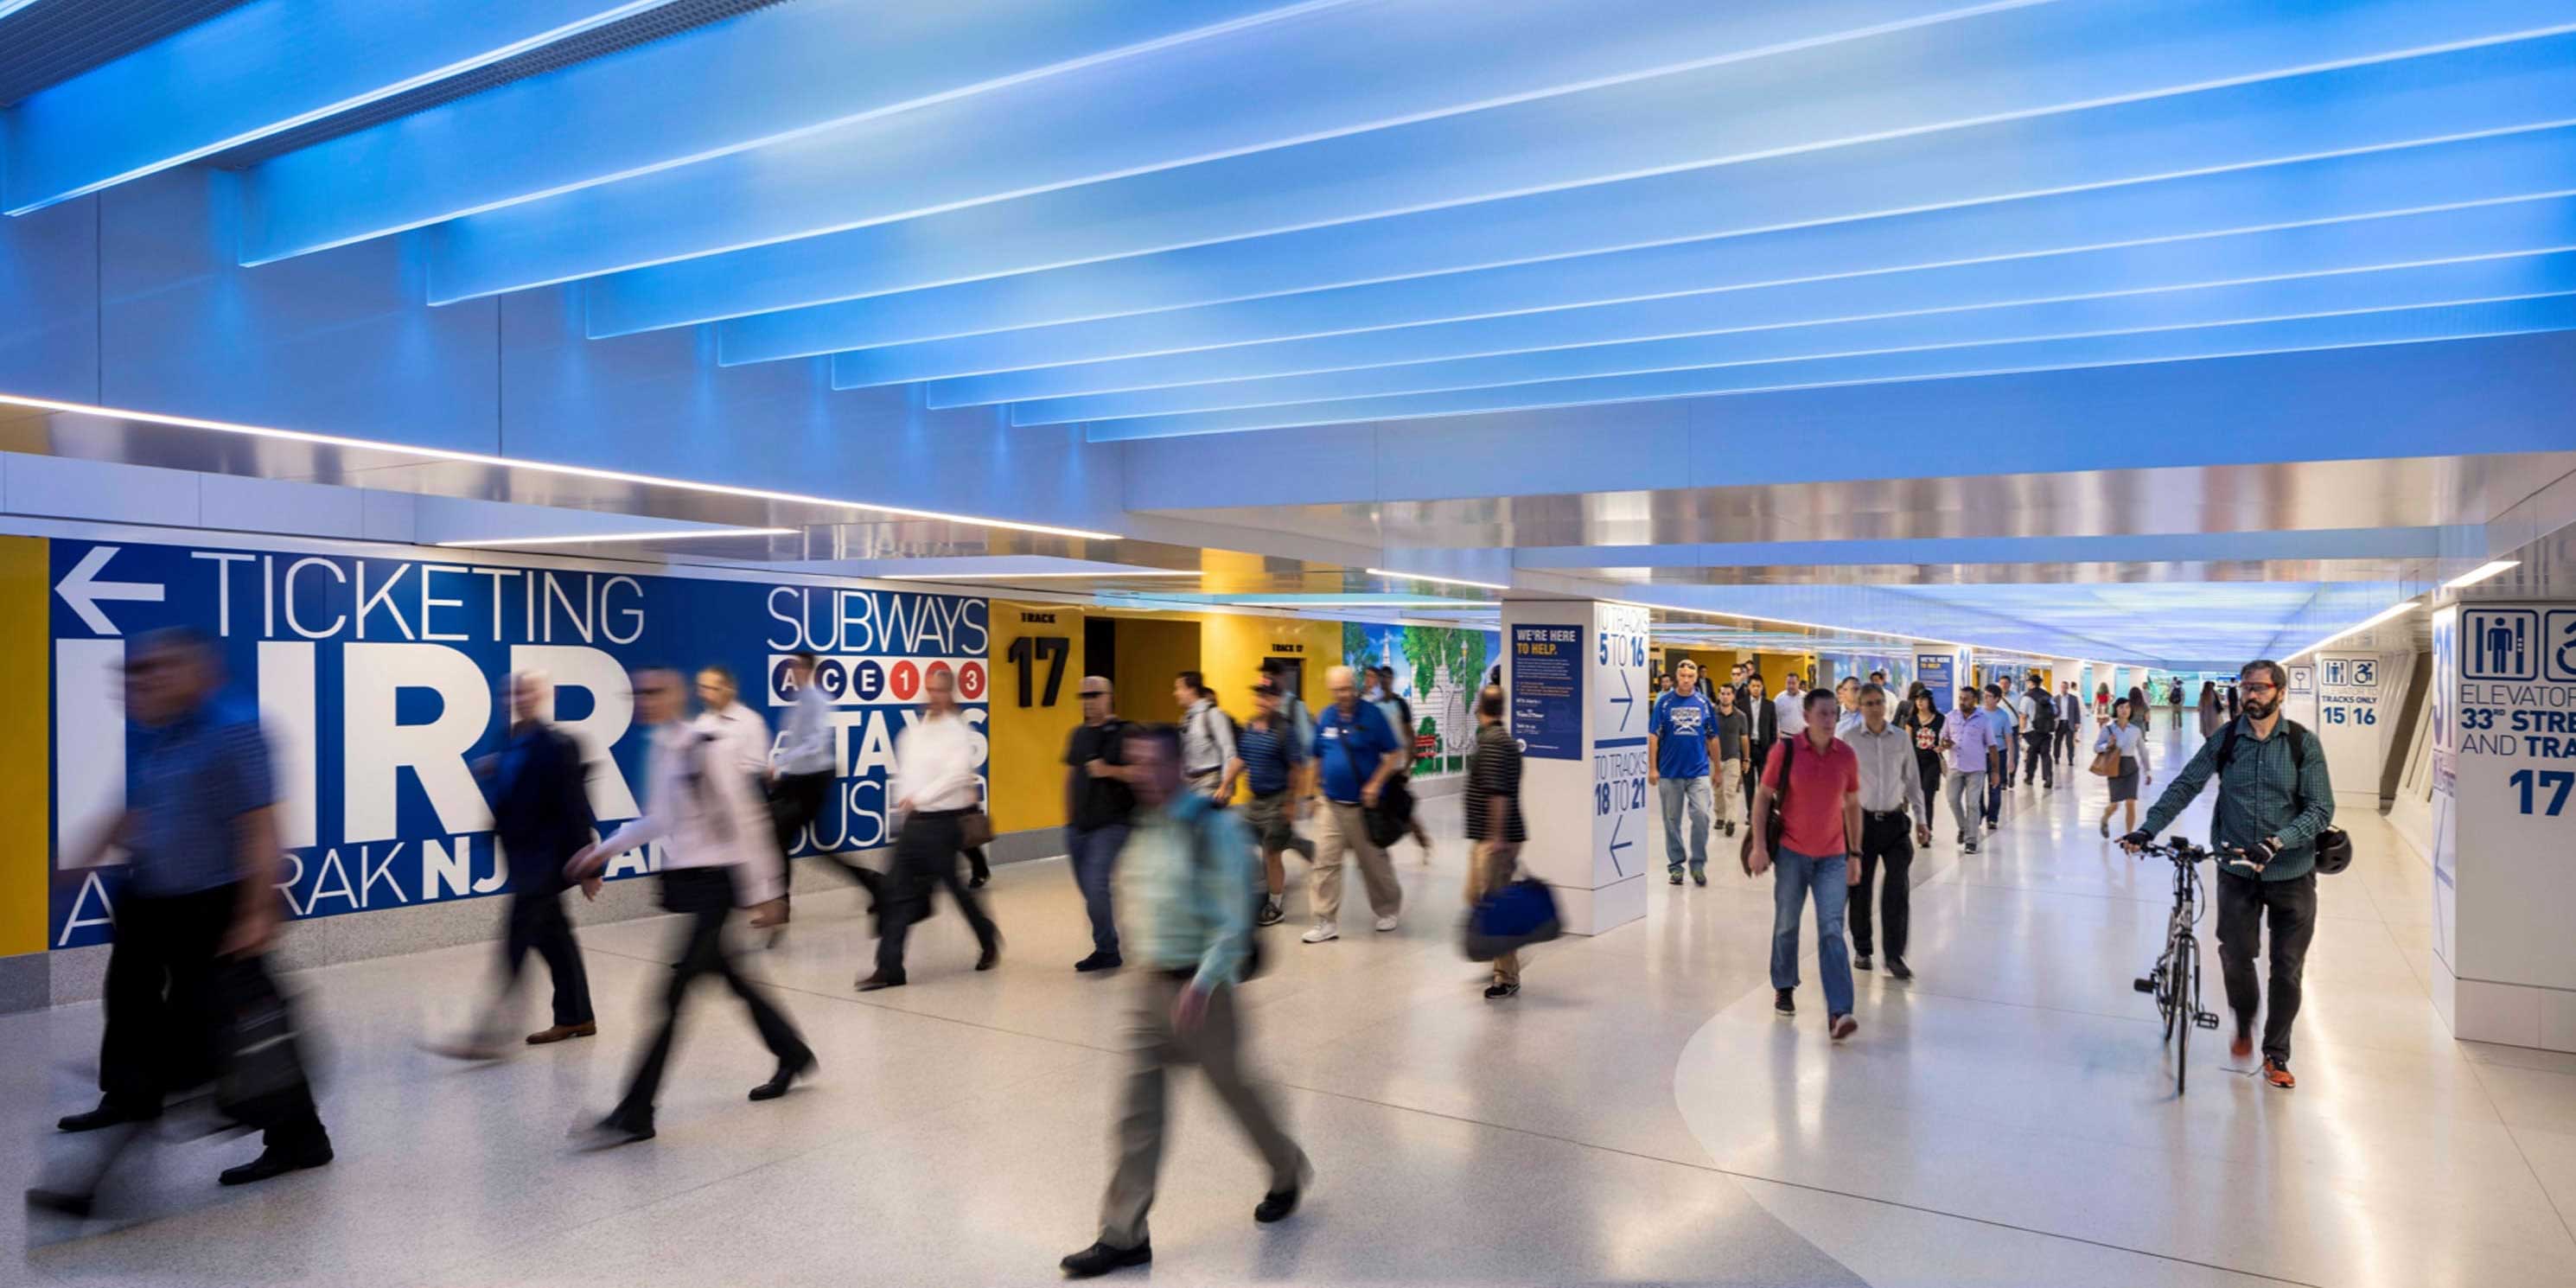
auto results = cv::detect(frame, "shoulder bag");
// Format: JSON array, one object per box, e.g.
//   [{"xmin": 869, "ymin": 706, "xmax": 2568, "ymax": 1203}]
[{"xmin": 1738, "ymin": 736, "xmax": 1795, "ymax": 875}]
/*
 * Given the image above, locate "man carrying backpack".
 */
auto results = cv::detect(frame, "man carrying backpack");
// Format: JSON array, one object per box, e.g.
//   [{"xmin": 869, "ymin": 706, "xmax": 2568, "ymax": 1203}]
[
  {"xmin": 2021, "ymin": 678, "xmax": 2057, "ymax": 789},
  {"xmin": 2121, "ymin": 659, "xmax": 2336, "ymax": 1090}
]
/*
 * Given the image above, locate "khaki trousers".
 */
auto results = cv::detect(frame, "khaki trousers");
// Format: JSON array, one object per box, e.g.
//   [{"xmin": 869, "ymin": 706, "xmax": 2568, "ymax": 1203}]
[
  {"xmin": 1712, "ymin": 759, "xmax": 1744, "ymax": 826},
  {"xmin": 1464, "ymin": 839, "xmax": 1523, "ymax": 986},
  {"xmin": 1310, "ymin": 800, "xmax": 1401, "ymax": 924},
  {"xmin": 1099, "ymin": 972, "xmax": 1306, "ymax": 1250}
]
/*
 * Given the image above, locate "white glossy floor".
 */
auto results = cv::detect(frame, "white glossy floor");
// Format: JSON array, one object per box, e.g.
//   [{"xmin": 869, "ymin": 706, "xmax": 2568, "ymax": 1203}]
[{"xmin": 10, "ymin": 722, "xmax": 2575, "ymax": 1287}]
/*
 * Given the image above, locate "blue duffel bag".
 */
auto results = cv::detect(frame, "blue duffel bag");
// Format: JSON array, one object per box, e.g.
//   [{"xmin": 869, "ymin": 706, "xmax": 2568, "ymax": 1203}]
[{"xmin": 1463, "ymin": 877, "xmax": 1561, "ymax": 962}]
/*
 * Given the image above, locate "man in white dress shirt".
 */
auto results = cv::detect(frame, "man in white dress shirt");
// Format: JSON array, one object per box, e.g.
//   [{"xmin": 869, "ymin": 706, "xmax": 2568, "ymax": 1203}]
[
  {"xmin": 569, "ymin": 669, "xmax": 811, "ymax": 1148},
  {"xmin": 858, "ymin": 666, "xmax": 1001, "ymax": 991}
]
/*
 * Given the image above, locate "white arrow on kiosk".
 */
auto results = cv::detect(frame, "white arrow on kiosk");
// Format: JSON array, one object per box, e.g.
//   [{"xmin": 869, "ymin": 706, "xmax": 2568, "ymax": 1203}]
[{"xmin": 55, "ymin": 545, "xmax": 165, "ymax": 634}]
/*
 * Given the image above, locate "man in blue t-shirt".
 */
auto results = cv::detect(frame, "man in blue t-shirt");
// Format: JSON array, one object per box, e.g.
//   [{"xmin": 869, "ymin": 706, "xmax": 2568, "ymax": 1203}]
[
  {"xmin": 1301, "ymin": 666, "xmax": 1406, "ymax": 943},
  {"xmin": 1648, "ymin": 660, "xmax": 1721, "ymax": 885},
  {"xmin": 1229, "ymin": 679, "xmax": 1312, "ymax": 927}
]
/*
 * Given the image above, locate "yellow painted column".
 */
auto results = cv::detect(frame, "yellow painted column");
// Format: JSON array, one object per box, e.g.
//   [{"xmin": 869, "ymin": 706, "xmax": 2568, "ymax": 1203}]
[
  {"xmin": 0, "ymin": 537, "xmax": 48, "ymax": 956},
  {"xmin": 985, "ymin": 602, "xmax": 1084, "ymax": 836}
]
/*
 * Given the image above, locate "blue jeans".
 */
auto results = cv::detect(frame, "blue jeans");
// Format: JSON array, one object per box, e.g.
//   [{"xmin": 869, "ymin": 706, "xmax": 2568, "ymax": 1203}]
[
  {"xmin": 1769, "ymin": 847, "xmax": 1855, "ymax": 1017},
  {"xmin": 1067, "ymin": 825, "xmax": 1129, "ymax": 957},
  {"xmin": 1658, "ymin": 775, "xmax": 1713, "ymax": 874}
]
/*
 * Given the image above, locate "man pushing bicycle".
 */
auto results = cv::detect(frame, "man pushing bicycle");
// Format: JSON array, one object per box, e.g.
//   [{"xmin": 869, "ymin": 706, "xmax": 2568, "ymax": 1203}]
[{"xmin": 2120, "ymin": 659, "xmax": 2337, "ymax": 1091}]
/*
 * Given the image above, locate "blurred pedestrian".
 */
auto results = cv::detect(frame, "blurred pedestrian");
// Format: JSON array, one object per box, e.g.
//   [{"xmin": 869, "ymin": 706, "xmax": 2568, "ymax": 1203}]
[
  {"xmin": 1368, "ymin": 665, "xmax": 1435, "ymax": 858},
  {"xmin": 859, "ymin": 666, "xmax": 1001, "ymax": 990},
  {"xmin": 1060, "ymin": 725, "xmax": 1310, "ymax": 1278},
  {"xmin": 433, "ymin": 670, "xmax": 599, "ymax": 1059},
  {"xmin": 31, "ymin": 629, "xmax": 331, "ymax": 1215},
  {"xmin": 1463, "ymin": 685, "xmax": 1527, "ymax": 999},
  {"xmin": 569, "ymin": 668, "xmax": 810, "ymax": 1147},
  {"xmin": 771, "ymin": 650, "xmax": 886, "ymax": 909}
]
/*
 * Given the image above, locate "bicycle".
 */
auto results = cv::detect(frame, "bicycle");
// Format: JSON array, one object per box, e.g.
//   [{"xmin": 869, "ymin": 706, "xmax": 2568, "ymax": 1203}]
[{"xmin": 2130, "ymin": 838, "xmax": 2221, "ymax": 1095}]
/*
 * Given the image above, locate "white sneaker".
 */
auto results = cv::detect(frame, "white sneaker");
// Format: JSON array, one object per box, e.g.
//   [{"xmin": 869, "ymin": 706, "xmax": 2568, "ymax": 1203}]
[
  {"xmin": 1301, "ymin": 921, "xmax": 1339, "ymax": 944},
  {"xmin": 1373, "ymin": 914, "xmax": 1400, "ymax": 933}
]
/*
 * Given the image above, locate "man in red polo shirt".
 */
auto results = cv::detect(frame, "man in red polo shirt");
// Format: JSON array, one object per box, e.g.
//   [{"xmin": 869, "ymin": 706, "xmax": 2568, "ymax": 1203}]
[{"xmin": 1748, "ymin": 687, "xmax": 1865, "ymax": 1040}]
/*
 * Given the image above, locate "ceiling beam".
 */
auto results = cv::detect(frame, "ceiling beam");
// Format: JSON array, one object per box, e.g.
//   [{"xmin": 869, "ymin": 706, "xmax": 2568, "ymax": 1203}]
[
  {"xmin": 3, "ymin": 0, "xmax": 689, "ymax": 215},
  {"xmin": 1078, "ymin": 293, "xmax": 2576, "ymax": 439},
  {"xmin": 424, "ymin": 0, "xmax": 2026, "ymax": 303},
  {"xmin": 979, "ymin": 214, "xmax": 2576, "ymax": 417},
  {"xmin": 799, "ymin": 133, "xmax": 2576, "ymax": 382},
  {"xmin": 559, "ymin": 0, "xmax": 2576, "ymax": 326},
  {"xmin": 235, "ymin": 0, "xmax": 1322, "ymax": 265},
  {"xmin": 743, "ymin": 41, "xmax": 2576, "ymax": 373}
]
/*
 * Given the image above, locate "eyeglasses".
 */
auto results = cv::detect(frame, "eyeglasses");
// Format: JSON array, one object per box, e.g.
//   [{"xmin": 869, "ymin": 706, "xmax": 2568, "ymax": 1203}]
[{"xmin": 2239, "ymin": 682, "xmax": 2278, "ymax": 695}]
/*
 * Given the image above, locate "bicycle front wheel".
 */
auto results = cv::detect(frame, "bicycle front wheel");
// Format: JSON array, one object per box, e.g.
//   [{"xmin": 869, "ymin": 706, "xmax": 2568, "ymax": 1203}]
[{"xmin": 2172, "ymin": 940, "xmax": 2194, "ymax": 1096}]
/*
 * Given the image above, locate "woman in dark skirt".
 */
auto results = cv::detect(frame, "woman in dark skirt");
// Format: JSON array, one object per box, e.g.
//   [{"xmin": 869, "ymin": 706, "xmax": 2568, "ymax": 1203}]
[
  {"xmin": 2094, "ymin": 696, "xmax": 2155, "ymax": 838},
  {"xmin": 1905, "ymin": 686, "xmax": 1948, "ymax": 838}
]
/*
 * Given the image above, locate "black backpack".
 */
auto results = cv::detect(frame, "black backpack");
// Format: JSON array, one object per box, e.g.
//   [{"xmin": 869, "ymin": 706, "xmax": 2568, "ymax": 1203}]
[
  {"xmin": 2027, "ymin": 692, "xmax": 2056, "ymax": 736},
  {"xmin": 2212, "ymin": 718, "xmax": 2352, "ymax": 875}
]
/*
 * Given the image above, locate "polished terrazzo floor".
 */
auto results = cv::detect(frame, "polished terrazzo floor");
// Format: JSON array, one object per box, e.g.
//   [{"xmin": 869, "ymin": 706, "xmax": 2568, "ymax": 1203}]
[{"xmin": 9, "ymin": 722, "xmax": 2574, "ymax": 1286}]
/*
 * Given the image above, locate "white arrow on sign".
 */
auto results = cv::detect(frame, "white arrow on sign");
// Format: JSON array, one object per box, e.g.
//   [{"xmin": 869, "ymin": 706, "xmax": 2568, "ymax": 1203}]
[{"xmin": 55, "ymin": 545, "xmax": 164, "ymax": 635}]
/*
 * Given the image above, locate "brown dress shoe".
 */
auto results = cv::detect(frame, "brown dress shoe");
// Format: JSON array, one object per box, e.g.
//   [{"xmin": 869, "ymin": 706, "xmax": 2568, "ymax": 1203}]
[{"xmin": 526, "ymin": 1022, "xmax": 597, "ymax": 1045}]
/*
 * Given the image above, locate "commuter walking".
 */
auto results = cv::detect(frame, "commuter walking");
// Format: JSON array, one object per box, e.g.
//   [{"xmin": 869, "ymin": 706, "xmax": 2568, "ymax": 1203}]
[
  {"xmin": 1749, "ymin": 688, "xmax": 1865, "ymax": 1039},
  {"xmin": 2094, "ymin": 696, "xmax": 2154, "ymax": 838},
  {"xmin": 1063, "ymin": 677, "xmax": 1135, "ymax": 972},
  {"xmin": 2056, "ymin": 682, "xmax": 2082, "ymax": 768},
  {"xmin": 860, "ymin": 666, "xmax": 1002, "ymax": 990},
  {"xmin": 1741, "ymin": 674, "xmax": 1779, "ymax": 821},
  {"xmin": 435, "ymin": 669, "xmax": 599, "ymax": 1058},
  {"xmin": 1176, "ymin": 671, "xmax": 1239, "ymax": 802},
  {"xmin": 2197, "ymin": 681, "xmax": 2222, "ymax": 738},
  {"xmin": 1648, "ymin": 659, "xmax": 1719, "ymax": 886},
  {"xmin": 770, "ymin": 651, "xmax": 882, "ymax": 914},
  {"xmin": 2123, "ymin": 660, "xmax": 2335, "ymax": 1089},
  {"xmin": 1302, "ymin": 666, "xmax": 1406, "ymax": 943},
  {"xmin": 1906, "ymin": 688, "xmax": 1948, "ymax": 848},
  {"xmin": 1942, "ymin": 685, "xmax": 1998, "ymax": 853},
  {"xmin": 1463, "ymin": 685, "xmax": 1527, "ymax": 999},
  {"xmin": 2021, "ymin": 679, "xmax": 2057, "ymax": 788},
  {"xmin": 693, "ymin": 665, "xmax": 772, "ymax": 803},
  {"xmin": 2170, "ymin": 680, "xmax": 2185, "ymax": 730},
  {"xmin": 1840, "ymin": 685, "xmax": 1930, "ymax": 980},
  {"xmin": 30, "ymin": 630, "xmax": 332, "ymax": 1214},
  {"xmin": 1258, "ymin": 658, "xmax": 1319, "ymax": 862},
  {"xmin": 1774, "ymin": 673, "xmax": 1806, "ymax": 737},
  {"xmin": 570, "ymin": 669, "xmax": 811, "ymax": 1147},
  {"xmin": 1060, "ymin": 726, "xmax": 1310, "ymax": 1279},
  {"xmin": 1228, "ymin": 679, "xmax": 1310, "ymax": 927},
  {"xmin": 1833, "ymin": 676, "xmax": 1865, "ymax": 736},
  {"xmin": 1368, "ymin": 665, "xmax": 1436, "ymax": 858},
  {"xmin": 1711, "ymin": 682, "xmax": 1749, "ymax": 839}
]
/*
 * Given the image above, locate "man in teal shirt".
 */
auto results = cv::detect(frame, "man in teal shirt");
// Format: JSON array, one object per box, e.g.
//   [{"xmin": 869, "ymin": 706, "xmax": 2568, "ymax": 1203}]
[
  {"xmin": 1062, "ymin": 725, "xmax": 1310, "ymax": 1278},
  {"xmin": 2123, "ymin": 659, "xmax": 2335, "ymax": 1090}
]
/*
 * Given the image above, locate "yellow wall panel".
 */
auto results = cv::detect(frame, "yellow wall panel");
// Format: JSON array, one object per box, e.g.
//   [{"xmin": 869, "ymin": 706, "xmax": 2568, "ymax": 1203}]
[
  {"xmin": 1202, "ymin": 615, "xmax": 1336, "ymax": 724},
  {"xmin": 985, "ymin": 601, "xmax": 1085, "ymax": 836},
  {"xmin": 0, "ymin": 538, "xmax": 48, "ymax": 956},
  {"xmin": 1111, "ymin": 617, "xmax": 1200, "ymax": 726}
]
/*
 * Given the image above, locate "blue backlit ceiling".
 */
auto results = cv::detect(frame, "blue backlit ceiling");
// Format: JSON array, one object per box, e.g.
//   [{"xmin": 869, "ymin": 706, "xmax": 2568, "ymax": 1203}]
[{"xmin": 6, "ymin": 0, "xmax": 2574, "ymax": 666}]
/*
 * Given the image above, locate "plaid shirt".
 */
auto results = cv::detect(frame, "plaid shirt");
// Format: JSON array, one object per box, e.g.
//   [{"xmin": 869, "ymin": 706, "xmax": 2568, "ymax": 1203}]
[{"xmin": 2142, "ymin": 717, "xmax": 2335, "ymax": 881}]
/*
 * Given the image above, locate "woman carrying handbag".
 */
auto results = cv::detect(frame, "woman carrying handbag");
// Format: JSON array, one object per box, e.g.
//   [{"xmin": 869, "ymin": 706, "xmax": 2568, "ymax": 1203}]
[{"xmin": 2094, "ymin": 696, "xmax": 2154, "ymax": 838}]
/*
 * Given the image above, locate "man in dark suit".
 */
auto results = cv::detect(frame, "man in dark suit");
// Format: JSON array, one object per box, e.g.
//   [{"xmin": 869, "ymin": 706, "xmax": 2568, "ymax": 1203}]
[{"xmin": 436, "ymin": 670, "xmax": 600, "ymax": 1059}]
